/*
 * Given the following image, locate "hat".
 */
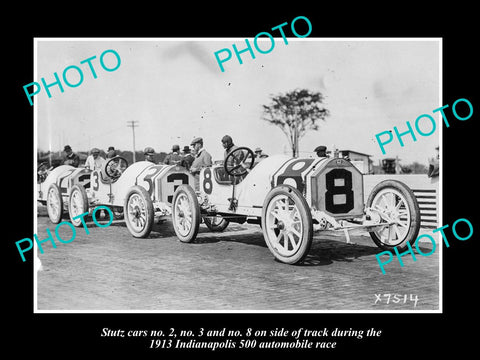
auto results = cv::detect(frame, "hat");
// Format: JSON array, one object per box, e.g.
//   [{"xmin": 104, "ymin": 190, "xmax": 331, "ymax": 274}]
[
  {"xmin": 183, "ymin": 146, "xmax": 191, "ymax": 152},
  {"xmin": 172, "ymin": 144, "xmax": 180, "ymax": 152},
  {"xmin": 191, "ymin": 137, "xmax": 203, "ymax": 146},
  {"xmin": 91, "ymin": 147, "xmax": 100, "ymax": 154},
  {"xmin": 64, "ymin": 145, "xmax": 72, "ymax": 151},
  {"xmin": 107, "ymin": 146, "xmax": 115, "ymax": 151},
  {"xmin": 314, "ymin": 145, "xmax": 327, "ymax": 152},
  {"xmin": 254, "ymin": 147, "xmax": 262, "ymax": 153},
  {"xmin": 144, "ymin": 147, "xmax": 155, "ymax": 155}
]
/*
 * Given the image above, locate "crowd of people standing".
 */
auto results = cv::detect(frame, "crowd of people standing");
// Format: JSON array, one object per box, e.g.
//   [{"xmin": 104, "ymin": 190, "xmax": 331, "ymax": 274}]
[{"xmin": 60, "ymin": 136, "xmax": 270, "ymax": 175}]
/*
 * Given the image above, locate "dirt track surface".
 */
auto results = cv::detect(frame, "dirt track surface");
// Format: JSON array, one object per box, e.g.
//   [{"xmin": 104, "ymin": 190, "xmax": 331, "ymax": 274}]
[{"xmin": 35, "ymin": 210, "xmax": 439, "ymax": 312}]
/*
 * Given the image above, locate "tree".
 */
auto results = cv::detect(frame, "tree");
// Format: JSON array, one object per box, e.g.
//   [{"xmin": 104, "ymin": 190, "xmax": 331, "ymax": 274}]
[{"xmin": 261, "ymin": 89, "xmax": 330, "ymax": 157}]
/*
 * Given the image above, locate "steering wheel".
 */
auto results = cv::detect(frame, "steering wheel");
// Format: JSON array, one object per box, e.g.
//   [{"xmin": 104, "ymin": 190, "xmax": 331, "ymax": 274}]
[
  {"xmin": 224, "ymin": 147, "xmax": 255, "ymax": 177},
  {"xmin": 104, "ymin": 156, "xmax": 128, "ymax": 179}
]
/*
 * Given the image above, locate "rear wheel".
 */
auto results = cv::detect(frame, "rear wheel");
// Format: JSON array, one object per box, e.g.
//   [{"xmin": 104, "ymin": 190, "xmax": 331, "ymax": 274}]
[
  {"xmin": 367, "ymin": 180, "xmax": 420, "ymax": 251},
  {"xmin": 172, "ymin": 185, "xmax": 200, "ymax": 243},
  {"xmin": 262, "ymin": 185, "xmax": 313, "ymax": 264},
  {"xmin": 124, "ymin": 186, "xmax": 154, "ymax": 238}
]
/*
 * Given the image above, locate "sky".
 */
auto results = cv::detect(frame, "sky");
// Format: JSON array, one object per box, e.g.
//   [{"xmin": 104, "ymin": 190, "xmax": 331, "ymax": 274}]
[{"xmin": 35, "ymin": 38, "xmax": 440, "ymax": 165}]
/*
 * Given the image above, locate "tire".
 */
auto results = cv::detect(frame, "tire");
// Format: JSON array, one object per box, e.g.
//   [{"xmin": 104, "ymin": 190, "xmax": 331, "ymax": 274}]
[
  {"xmin": 124, "ymin": 186, "xmax": 154, "ymax": 238},
  {"xmin": 204, "ymin": 216, "xmax": 229, "ymax": 232},
  {"xmin": 366, "ymin": 180, "xmax": 420, "ymax": 251},
  {"xmin": 172, "ymin": 185, "xmax": 200, "ymax": 243},
  {"xmin": 261, "ymin": 185, "xmax": 313, "ymax": 264},
  {"xmin": 68, "ymin": 185, "xmax": 89, "ymax": 226},
  {"xmin": 46, "ymin": 183, "xmax": 63, "ymax": 224}
]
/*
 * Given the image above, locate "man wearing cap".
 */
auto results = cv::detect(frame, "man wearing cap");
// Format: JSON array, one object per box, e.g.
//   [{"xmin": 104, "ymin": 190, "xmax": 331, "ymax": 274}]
[
  {"xmin": 254, "ymin": 147, "xmax": 268, "ymax": 162},
  {"xmin": 106, "ymin": 146, "xmax": 117, "ymax": 159},
  {"xmin": 164, "ymin": 144, "xmax": 183, "ymax": 166},
  {"xmin": 144, "ymin": 147, "xmax": 156, "ymax": 164},
  {"xmin": 190, "ymin": 137, "xmax": 212, "ymax": 176},
  {"xmin": 63, "ymin": 145, "xmax": 80, "ymax": 167},
  {"xmin": 314, "ymin": 145, "xmax": 328, "ymax": 158},
  {"xmin": 85, "ymin": 148, "xmax": 106, "ymax": 170},
  {"xmin": 181, "ymin": 145, "xmax": 194, "ymax": 170}
]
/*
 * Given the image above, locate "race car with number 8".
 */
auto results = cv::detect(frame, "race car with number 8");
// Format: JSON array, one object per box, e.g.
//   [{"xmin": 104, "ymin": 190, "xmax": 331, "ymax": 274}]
[{"xmin": 170, "ymin": 147, "xmax": 421, "ymax": 264}]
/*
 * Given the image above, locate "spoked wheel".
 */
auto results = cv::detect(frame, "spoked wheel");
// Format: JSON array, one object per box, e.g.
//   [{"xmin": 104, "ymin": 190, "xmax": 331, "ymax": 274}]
[
  {"xmin": 204, "ymin": 216, "xmax": 229, "ymax": 232},
  {"xmin": 172, "ymin": 185, "xmax": 200, "ymax": 243},
  {"xmin": 47, "ymin": 183, "xmax": 63, "ymax": 224},
  {"xmin": 124, "ymin": 186, "xmax": 154, "ymax": 238},
  {"xmin": 261, "ymin": 185, "xmax": 313, "ymax": 264},
  {"xmin": 366, "ymin": 180, "xmax": 420, "ymax": 251},
  {"xmin": 68, "ymin": 185, "xmax": 89, "ymax": 226}
]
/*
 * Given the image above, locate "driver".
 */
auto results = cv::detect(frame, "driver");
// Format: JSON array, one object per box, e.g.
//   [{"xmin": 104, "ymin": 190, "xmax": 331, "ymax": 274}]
[
  {"xmin": 63, "ymin": 145, "xmax": 80, "ymax": 167},
  {"xmin": 144, "ymin": 147, "xmax": 156, "ymax": 163},
  {"xmin": 222, "ymin": 135, "xmax": 243, "ymax": 169},
  {"xmin": 222, "ymin": 135, "xmax": 236, "ymax": 159}
]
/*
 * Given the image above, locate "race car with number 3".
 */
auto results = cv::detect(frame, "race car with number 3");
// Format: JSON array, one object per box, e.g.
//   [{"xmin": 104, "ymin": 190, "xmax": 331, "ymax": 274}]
[
  {"xmin": 38, "ymin": 156, "xmax": 195, "ymax": 237},
  {"xmin": 171, "ymin": 147, "xmax": 421, "ymax": 264}
]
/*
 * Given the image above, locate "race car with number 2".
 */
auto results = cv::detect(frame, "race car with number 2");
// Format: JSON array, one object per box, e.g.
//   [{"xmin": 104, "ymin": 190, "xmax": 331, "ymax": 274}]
[{"xmin": 38, "ymin": 156, "xmax": 195, "ymax": 237}]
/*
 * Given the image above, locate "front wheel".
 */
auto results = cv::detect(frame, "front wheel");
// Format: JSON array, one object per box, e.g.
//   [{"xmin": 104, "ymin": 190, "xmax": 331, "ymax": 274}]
[
  {"xmin": 261, "ymin": 185, "xmax": 313, "ymax": 264},
  {"xmin": 172, "ymin": 185, "xmax": 200, "ymax": 243},
  {"xmin": 366, "ymin": 180, "xmax": 420, "ymax": 251},
  {"xmin": 124, "ymin": 186, "xmax": 154, "ymax": 238},
  {"xmin": 68, "ymin": 185, "xmax": 89, "ymax": 226},
  {"xmin": 47, "ymin": 183, "xmax": 63, "ymax": 224}
]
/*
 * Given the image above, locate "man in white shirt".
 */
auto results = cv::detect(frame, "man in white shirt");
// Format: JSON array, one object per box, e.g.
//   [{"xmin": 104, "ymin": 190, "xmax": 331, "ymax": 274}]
[{"xmin": 85, "ymin": 148, "xmax": 106, "ymax": 170}]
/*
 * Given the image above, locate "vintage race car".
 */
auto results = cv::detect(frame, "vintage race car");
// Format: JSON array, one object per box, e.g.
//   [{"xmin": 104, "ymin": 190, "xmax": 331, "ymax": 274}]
[
  {"xmin": 38, "ymin": 164, "xmax": 92, "ymax": 219},
  {"xmin": 38, "ymin": 157, "xmax": 195, "ymax": 237},
  {"xmin": 170, "ymin": 147, "xmax": 421, "ymax": 264}
]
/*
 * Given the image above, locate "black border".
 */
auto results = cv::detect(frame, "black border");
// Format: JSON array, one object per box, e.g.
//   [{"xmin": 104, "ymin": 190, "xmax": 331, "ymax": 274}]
[{"xmin": 6, "ymin": 5, "xmax": 478, "ymax": 356}]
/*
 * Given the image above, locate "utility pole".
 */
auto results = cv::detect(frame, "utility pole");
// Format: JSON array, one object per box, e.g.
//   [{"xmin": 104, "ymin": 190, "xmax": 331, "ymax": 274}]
[{"xmin": 126, "ymin": 121, "xmax": 139, "ymax": 163}]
